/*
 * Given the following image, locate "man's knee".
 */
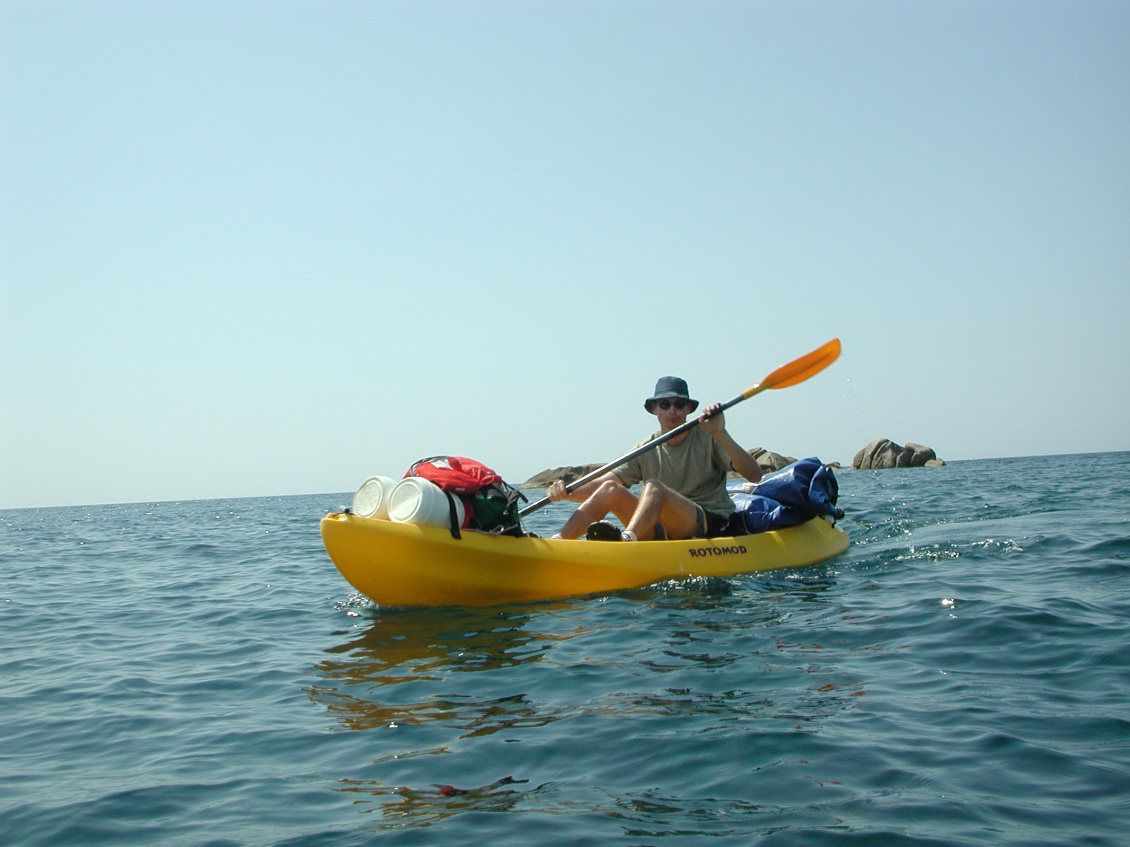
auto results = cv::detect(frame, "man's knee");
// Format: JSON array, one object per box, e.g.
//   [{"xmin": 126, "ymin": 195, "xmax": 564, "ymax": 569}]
[
  {"xmin": 590, "ymin": 478, "xmax": 630, "ymax": 505},
  {"xmin": 595, "ymin": 478, "xmax": 625, "ymax": 496}
]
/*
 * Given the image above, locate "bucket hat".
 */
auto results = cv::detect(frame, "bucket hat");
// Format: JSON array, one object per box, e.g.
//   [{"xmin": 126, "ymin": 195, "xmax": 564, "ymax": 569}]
[{"xmin": 644, "ymin": 376, "xmax": 699, "ymax": 414}]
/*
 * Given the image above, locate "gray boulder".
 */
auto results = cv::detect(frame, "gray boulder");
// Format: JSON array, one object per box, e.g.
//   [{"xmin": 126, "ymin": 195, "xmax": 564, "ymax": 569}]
[
  {"xmin": 852, "ymin": 438, "xmax": 943, "ymax": 469},
  {"xmin": 521, "ymin": 464, "xmax": 605, "ymax": 489},
  {"xmin": 746, "ymin": 448, "xmax": 798, "ymax": 474}
]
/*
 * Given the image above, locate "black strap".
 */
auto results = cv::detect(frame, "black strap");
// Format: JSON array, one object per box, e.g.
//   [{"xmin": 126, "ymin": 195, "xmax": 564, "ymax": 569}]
[{"xmin": 444, "ymin": 491, "xmax": 462, "ymax": 540}]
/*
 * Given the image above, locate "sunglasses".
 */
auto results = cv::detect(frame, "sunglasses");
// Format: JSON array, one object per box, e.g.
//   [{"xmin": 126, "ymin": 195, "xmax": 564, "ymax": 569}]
[{"xmin": 655, "ymin": 399, "xmax": 689, "ymax": 411}]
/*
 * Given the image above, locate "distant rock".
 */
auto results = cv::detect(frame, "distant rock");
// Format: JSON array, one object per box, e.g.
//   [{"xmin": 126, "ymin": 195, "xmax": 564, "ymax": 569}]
[
  {"xmin": 520, "ymin": 464, "xmax": 605, "ymax": 489},
  {"xmin": 852, "ymin": 438, "xmax": 944, "ymax": 469},
  {"xmin": 743, "ymin": 448, "xmax": 798, "ymax": 475}
]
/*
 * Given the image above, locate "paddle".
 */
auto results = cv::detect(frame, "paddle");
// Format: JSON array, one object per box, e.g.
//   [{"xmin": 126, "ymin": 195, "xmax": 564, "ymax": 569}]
[{"xmin": 519, "ymin": 338, "xmax": 842, "ymax": 518}]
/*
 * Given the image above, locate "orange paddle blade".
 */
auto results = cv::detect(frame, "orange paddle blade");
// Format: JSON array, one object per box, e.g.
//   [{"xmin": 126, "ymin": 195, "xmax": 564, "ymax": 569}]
[{"xmin": 744, "ymin": 338, "xmax": 841, "ymax": 397}]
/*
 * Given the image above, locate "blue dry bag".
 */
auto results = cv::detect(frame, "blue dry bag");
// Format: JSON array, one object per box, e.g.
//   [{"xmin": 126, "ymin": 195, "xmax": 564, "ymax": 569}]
[{"xmin": 730, "ymin": 458, "xmax": 844, "ymax": 534}]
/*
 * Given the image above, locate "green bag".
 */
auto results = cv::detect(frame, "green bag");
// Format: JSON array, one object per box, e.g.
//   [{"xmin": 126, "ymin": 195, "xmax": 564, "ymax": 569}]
[{"xmin": 467, "ymin": 483, "xmax": 527, "ymax": 536}]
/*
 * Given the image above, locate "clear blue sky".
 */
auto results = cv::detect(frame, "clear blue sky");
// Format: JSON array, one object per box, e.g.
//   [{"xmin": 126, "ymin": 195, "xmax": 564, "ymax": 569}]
[{"xmin": 2, "ymin": 1, "xmax": 1127, "ymax": 509}]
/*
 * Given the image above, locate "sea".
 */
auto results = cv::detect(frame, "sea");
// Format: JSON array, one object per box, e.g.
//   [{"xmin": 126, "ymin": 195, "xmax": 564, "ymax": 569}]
[{"xmin": 2, "ymin": 452, "xmax": 1128, "ymax": 846}]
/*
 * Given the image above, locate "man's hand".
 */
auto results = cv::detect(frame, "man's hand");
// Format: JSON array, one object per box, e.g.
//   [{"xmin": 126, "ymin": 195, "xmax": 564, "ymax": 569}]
[
  {"xmin": 546, "ymin": 480, "xmax": 568, "ymax": 502},
  {"xmin": 699, "ymin": 402, "xmax": 726, "ymax": 436}
]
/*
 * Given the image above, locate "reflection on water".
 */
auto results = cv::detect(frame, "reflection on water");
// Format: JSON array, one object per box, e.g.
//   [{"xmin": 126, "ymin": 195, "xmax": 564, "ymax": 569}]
[
  {"xmin": 306, "ymin": 574, "xmax": 871, "ymax": 835},
  {"xmin": 336, "ymin": 775, "xmax": 531, "ymax": 828},
  {"xmin": 309, "ymin": 573, "xmax": 856, "ymax": 735},
  {"xmin": 319, "ymin": 604, "xmax": 550, "ymax": 683},
  {"xmin": 309, "ymin": 602, "xmax": 574, "ymax": 736},
  {"xmin": 314, "ymin": 687, "xmax": 569, "ymax": 737}
]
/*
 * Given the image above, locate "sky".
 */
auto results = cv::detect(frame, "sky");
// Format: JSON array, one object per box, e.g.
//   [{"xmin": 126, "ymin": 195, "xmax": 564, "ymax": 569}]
[{"xmin": 1, "ymin": 0, "xmax": 1127, "ymax": 510}]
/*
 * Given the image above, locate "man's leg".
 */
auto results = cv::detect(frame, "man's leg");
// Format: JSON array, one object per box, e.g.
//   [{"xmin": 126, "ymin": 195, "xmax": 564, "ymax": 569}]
[
  {"xmin": 625, "ymin": 479, "xmax": 701, "ymax": 540},
  {"xmin": 557, "ymin": 479, "xmax": 639, "ymax": 540}
]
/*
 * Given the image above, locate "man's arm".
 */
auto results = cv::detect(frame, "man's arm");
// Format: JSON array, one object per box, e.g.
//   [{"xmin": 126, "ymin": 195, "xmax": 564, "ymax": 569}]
[
  {"xmin": 700, "ymin": 405, "xmax": 763, "ymax": 484},
  {"xmin": 545, "ymin": 471, "xmax": 623, "ymax": 503}
]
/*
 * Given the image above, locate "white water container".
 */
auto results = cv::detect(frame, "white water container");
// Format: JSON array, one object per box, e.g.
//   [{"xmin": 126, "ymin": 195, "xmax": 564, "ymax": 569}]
[
  {"xmin": 387, "ymin": 477, "xmax": 466, "ymax": 528},
  {"xmin": 351, "ymin": 475, "xmax": 397, "ymax": 519}
]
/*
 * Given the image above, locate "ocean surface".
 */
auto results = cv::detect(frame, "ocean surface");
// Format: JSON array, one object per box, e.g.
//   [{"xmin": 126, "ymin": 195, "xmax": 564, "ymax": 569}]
[{"xmin": 3, "ymin": 452, "xmax": 1129, "ymax": 846}]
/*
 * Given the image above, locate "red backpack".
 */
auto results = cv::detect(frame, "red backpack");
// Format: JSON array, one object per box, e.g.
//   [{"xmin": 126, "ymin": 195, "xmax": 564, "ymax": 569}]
[
  {"xmin": 405, "ymin": 456, "xmax": 526, "ymax": 537},
  {"xmin": 406, "ymin": 456, "xmax": 504, "ymax": 494}
]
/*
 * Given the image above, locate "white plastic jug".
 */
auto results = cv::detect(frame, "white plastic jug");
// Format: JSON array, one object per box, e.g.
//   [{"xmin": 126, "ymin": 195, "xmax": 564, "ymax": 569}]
[
  {"xmin": 351, "ymin": 475, "xmax": 397, "ymax": 519},
  {"xmin": 387, "ymin": 477, "xmax": 466, "ymax": 528}
]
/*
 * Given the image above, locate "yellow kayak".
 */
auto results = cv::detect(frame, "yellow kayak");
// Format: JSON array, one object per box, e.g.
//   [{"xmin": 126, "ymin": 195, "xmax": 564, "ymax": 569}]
[{"xmin": 320, "ymin": 512, "xmax": 849, "ymax": 607}]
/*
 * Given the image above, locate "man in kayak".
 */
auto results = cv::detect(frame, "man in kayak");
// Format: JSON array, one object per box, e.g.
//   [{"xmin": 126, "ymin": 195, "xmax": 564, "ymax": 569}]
[{"xmin": 546, "ymin": 376, "xmax": 763, "ymax": 541}]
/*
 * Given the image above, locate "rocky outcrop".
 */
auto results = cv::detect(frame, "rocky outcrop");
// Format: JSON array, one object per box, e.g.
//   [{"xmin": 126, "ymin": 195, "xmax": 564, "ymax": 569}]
[
  {"xmin": 852, "ymin": 439, "xmax": 944, "ymax": 469},
  {"xmin": 745, "ymin": 448, "xmax": 797, "ymax": 474},
  {"xmin": 520, "ymin": 464, "xmax": 606, "ymax": 489}
]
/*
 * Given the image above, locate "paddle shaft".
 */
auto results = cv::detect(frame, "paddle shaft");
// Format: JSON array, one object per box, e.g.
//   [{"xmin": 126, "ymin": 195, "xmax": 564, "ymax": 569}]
[{"xmin": 518, "ymin": 338, "xmax": 841, "ymax": 519}]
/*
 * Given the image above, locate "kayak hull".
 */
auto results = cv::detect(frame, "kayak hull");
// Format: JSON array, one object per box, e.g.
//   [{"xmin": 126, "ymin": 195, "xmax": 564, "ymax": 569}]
[{"xmin": 320, "ymin": 512, "xmax": 849, "ymax": 607}]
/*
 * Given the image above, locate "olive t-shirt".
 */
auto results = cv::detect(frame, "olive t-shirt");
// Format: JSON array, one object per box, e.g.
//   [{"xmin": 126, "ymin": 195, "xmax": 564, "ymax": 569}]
[{"xmin": 612, "ymin": 426, "xmax": 735, "ymax": 517}]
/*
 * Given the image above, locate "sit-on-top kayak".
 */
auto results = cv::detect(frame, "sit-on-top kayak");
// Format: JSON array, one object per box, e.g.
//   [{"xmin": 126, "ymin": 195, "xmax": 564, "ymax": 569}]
[{"xmin": 320, "ymin": 512, "xmax": 849, "ymax": 607}]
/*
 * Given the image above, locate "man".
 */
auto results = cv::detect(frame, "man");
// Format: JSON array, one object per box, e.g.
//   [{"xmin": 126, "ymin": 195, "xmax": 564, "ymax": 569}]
[{"xmin": 547, "ymin": 376, "xmax": 763, "ymax": 541}]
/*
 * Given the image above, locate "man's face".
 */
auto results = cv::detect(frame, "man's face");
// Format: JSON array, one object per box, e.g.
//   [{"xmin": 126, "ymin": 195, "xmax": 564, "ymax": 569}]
[{"xmin": 653, "ymin": 398, "xmax": 691, "ymax": 430}]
